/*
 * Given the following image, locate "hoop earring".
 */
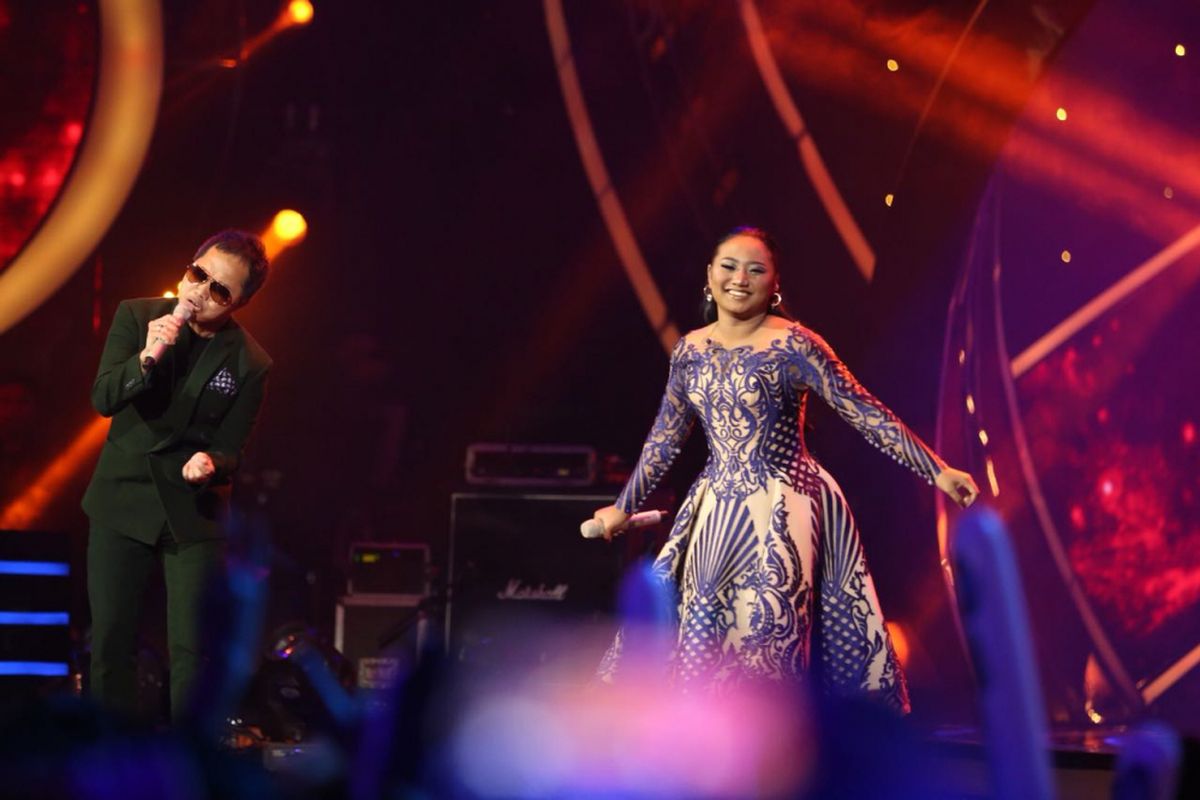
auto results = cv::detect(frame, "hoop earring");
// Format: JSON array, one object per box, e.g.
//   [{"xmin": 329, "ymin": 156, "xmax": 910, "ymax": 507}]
[
  {"xmin": 703, "ymin": 287, "xmax": 713, "ymax": 303},
  {"xmin": 770, "ymin": 291, "xmax": 782, "ymax": 309}
]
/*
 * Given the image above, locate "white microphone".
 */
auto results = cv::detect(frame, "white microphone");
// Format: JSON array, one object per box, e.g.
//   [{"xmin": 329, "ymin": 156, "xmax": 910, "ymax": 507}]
[
  {"xmin": 141, "ymin": 301, "xmax": 195, "ymax": 370},
  {"xmin": 580, "ymin": 509, "xmax": 670, "ymax": 539}
]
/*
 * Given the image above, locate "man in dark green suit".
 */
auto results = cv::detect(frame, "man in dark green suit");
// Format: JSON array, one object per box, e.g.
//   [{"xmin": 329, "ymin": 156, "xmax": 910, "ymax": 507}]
[{"xmin": 82, "ymin": 229, "xmax": 272, "ymax": 721}]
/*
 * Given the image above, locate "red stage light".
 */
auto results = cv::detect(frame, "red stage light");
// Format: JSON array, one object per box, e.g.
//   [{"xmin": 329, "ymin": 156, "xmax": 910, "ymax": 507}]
[
  {"xmin": 1070, "ymin": 505, "xmax": 1086, "ymax": 529},
  {"xmin": 1183, "ymin": 421, "xmax": 1196, "ymax": 445}
]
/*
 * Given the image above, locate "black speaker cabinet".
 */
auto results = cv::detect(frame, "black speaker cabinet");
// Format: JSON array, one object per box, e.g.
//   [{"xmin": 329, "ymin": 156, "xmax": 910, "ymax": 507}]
[{"xmin": 447, "ymin": 493, "xmax": 621, "ymax": 676}]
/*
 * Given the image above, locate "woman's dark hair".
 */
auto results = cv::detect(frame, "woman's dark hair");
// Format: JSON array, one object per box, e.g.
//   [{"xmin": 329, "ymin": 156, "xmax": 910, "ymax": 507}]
[
  {"xmin": 194, "ymin": 229, "xmax": 270, "ymax": 302},
  {"xmin": 701, "ymin": 226, "xmax": 793, "ymax": 323}
]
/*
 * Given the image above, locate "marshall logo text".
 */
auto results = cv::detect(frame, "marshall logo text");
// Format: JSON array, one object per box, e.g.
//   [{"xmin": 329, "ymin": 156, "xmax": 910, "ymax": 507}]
[{"xmin": 496, "ymin": 579, "xmax": 569, "ymax": 601}]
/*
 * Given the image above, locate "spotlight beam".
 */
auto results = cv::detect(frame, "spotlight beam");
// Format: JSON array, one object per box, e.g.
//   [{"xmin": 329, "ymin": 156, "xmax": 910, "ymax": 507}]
[
  {"xmin": 1010, "ymin": 222, "xmax": 1200, "ymax": 378},
  {"xmin": 738, "ymin": 0, "xmax": 876, "ymax": 282},
  {"xmin": 543, "ymin": 0, "xmax": 680, "ymax": 355},
  {"xmin": 0, "ymin": 417, "xmax": 109, "ymax": 530}
]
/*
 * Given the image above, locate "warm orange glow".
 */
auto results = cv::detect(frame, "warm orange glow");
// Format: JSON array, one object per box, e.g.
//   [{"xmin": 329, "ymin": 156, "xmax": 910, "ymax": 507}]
[
  {"xmin": 978, "ymin": 428, "xmax": 989, "ymax": 446},
  {"xmin": 1055, "ymin": 107, "xmax": 1068, "ymax": 121},
  {"xmin": 884, "ymin": 193, "xmax": 894, "ymax": 207},
  {"xmin": 260, "ymin": 209, "xmax": 308, "ymax": 260},
  {"xmin": 886, "ymin": 621, "xmax": 910, "ymax": 668},
  {"xmin": 163, "ymin": 290, "xmax": 175, "ymax": 298},
  {"xmin": 738, "ymin": 0, "xmax": 876, "ymax": 282},
  {"xmin": 765, "ymin": 2, "xmax": 1200, "ymax": 249},
  {"xmin": 1061, "ymin": 250, "xmax": 1072, "ymax": 263},
  {"xmin": 1176, "ymin": 44, "xmax": 1186, "ymax": 57},
  {"xmin": 985, "ymin": 457, "xmax": 1000, "ymax": 497},
  {"xmin": 0, "ymin": 416, "xmax": 109, "ymax": 529},
  {"xmin": 0, "ymin": 0, "xmax": 162, "ymax": 336},
  {"xmin": 287, "ymin": 0, "xmax": 314, "ymax": 26},
  {"xmin": 272, "ymin": 208, "xmax": 307, "ymax": 241},
  {"xmin": 886, "ymin": 58, "xmax": 899, "ymax": 72},
  {"xmin": 234, "ymin": 1, "xmax": 312, "ymax": 62}
]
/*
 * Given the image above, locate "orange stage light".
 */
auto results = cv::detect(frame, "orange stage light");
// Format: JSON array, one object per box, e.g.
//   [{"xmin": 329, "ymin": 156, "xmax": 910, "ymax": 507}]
[
  {"xmin": 261, "ymin": 208, "xmax": 307, "ymax": 261},
  {"xmin": 287, "ymin": 0, "xmax": 314, "ymax": 27},
  {"xmin": 272, "ymin": 208, "xmax": 307, "ymax": 241},
  {"xmin": 0, "ymin": 416, "xmax": 109, "ymax": 530},
  {"xmin": 886, "ymin": 621, "xmax": 910, "ymax": 668}
]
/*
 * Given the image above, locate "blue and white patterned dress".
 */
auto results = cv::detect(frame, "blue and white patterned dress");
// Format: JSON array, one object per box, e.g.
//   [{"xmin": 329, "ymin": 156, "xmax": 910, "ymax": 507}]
[{"xmin": 599, "ymin": 324, "xmax": 947, "ymax": 712}]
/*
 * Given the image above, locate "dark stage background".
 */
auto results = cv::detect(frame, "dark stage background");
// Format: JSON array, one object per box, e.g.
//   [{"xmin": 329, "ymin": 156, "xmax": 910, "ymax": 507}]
[{"xmin": 10, "ymin": 0, "xmax": 1178, "ymax": 731}]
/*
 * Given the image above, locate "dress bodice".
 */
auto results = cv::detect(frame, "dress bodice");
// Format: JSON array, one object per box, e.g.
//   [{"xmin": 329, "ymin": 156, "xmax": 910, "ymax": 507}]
[
  {"xmin": 616, "ymin": 324, "xmax": 946, "ymax": 513},
  {"xmin": 680, "ymin": 341, "xmax": 808, "ymax": 500}
]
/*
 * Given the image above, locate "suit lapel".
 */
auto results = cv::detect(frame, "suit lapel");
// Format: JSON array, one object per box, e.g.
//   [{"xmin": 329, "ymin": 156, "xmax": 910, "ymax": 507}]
[{"xmin": 150, "ymin": 322, "xmax": 241, "ymax": 452}]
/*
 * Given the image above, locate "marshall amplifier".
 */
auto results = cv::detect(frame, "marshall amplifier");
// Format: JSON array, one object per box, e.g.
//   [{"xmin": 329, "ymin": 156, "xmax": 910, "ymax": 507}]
[{"xmin": 447, "ymin": 493, "xmax": 623, "ymax": 677}]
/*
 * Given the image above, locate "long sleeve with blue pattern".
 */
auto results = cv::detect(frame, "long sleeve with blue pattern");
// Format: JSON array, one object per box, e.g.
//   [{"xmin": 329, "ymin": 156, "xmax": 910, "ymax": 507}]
[
  {"xmin": 784, "ymin": 325, "xmax": 947, "ymax": 485},
  {"xmin": 616, "ymin": 338, "xmax": 697, "ymax": 513}
]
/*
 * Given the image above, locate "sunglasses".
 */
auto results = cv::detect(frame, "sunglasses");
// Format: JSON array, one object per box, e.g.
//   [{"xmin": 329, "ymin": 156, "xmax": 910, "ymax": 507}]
[{"xmin": 184, "ymin": 263, "xmax": 235, "ymax": 306}]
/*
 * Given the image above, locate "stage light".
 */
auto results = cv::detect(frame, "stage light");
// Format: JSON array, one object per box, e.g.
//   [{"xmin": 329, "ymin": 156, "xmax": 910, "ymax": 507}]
[
  {"xmin": 163, "ymin": 290, "xmax": 175, "ymax": 298},
  {"xmin": 884, "ymin": 193, "xmax": 894, "ymax": 207},
  {"xmin": 1164, "ymin": 186, "xmax": 1174, "ymax": 199},
  {"xmin": 1183, "ymin": 421, "xmax": 1196, "ymax": 445},
  {"xmin": 286, "ymin": 0, "xmax": 314, "ymax": 27},
  {"xmin": 1061, "ymin": 249, "xmax": 1072, "ymax": 263},
  {"xmin": 0, "ymin": 0, "xmax": 162, "ymax": 337},
  {"xmin": 272, "ymin": 209, "xmax": 307, "ymax": 241},
  {"xmin": 885, "ymin": 621, "xmax": 910, "ymax": 667},
  {"xmin": 978, "ymin": 429, "xmax": 989, "ymax": 446},
  {"xmin": 0, "ymin": 416, "xmax": 109, "ymax": 529},
  {"xmin": 1069, "ymin": 505, "xmax": 1086, "ymax": 530},
  {"xmin": 985, "ymin": 457, "xmax": 1000, "ymax": 496},
  {"xmin": 1056, "ymin": 107, "xmax": 1068, "ymax": 121},
  {"xmin": 965, "ymin": 393, "xmax": 975, "ymax": 414},
  {"xmin": 261, "ymin": 208, "xmax": 308, "ymax": 260},
  {"xmin": 1175, "ymin": 44, "xmax": 1186, "ymax": 57},
  {"xmin": 886, "ymin": 58, "xmax": 899, "ymax": 72}
]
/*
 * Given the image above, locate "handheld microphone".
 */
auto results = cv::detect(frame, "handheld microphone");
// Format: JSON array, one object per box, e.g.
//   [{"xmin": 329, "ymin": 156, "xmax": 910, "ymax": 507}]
[
  {"xmin": 580, "ymin": 509, "xmax": 670, "ymax": 539},
  {"xmin": 141, "ymin": 301, "xmax": 195, "ymax": 370}
]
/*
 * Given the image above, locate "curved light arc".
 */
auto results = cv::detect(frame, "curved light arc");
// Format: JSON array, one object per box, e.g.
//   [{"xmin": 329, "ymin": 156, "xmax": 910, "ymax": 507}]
[
  {"xmin": 0, "ymin": 0, "xmax": 164, "ymax": 335},
  {"xmin": 543, "ymin": 0, "xmax": 680, "ymax": 355},
  {"xmin": 737, "ymin": 0, "xmax": 876, "ymax": 282}
]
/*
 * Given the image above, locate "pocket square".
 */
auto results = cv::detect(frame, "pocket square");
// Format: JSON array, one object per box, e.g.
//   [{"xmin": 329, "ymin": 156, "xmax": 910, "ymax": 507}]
[{"xmin": 206, "ymin": 367, "xmax": 238, "ymax": 396}]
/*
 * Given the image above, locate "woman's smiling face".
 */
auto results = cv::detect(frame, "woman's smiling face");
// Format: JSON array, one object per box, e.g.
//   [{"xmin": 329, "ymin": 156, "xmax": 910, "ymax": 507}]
[{"xmin": 707, "ymin": 234, "xmax": 777, "ymax": 319}]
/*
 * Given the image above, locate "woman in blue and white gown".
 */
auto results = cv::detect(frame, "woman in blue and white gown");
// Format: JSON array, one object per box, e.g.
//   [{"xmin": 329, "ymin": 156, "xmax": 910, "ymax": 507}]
[{"xmin": 590, "ymin": 227, "xmax": 979, "ymax": 712}]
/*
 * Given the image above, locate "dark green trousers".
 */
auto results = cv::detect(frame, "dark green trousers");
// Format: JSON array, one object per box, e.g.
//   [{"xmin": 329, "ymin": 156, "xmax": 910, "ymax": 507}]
[{"xmin": 87, "ymin": 522, "xmax": 225, "ymax": 722}]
